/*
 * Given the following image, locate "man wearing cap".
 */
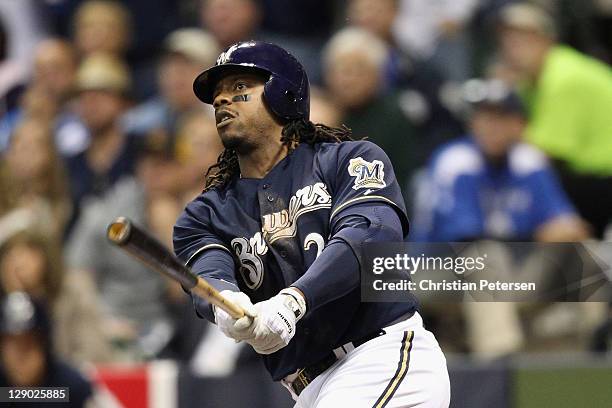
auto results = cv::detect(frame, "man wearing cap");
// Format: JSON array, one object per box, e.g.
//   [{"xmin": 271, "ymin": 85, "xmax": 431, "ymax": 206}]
[
  {"xmin": 411, "ymin": 79, "xmax": 590, "ymax": 357},
  {"xmin": 123, "ymin": 29, "xmax": 220, "ymax": 136},
  {"xmin": 497, "ymin": 2, "xmax": 612, "ymax": 237},
  {"xmin": 412, "ymin": 79, "xmax": 588, "ymax": 242},
  {"xmin": 65, "ymin": 53, "xmax": 139, "ymax": 233}
]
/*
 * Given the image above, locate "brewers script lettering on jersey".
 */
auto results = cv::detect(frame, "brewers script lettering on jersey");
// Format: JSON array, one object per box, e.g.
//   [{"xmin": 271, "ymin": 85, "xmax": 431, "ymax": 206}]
[{"xmin": 173, "ymin": 40, "xmax": 450, "ymax": 407}]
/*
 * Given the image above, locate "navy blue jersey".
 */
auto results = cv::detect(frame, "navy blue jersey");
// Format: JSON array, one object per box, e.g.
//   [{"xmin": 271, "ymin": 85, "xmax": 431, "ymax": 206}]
[{"xmin": 174, "ymin": 140, "xmax": 418, "ymax": 380}]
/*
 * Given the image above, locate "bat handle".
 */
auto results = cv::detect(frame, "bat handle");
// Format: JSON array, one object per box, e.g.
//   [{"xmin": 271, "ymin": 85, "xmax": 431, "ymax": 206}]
[{"xmin": 192, "ymin": 277, "xmax": 246, "ymax": 319}]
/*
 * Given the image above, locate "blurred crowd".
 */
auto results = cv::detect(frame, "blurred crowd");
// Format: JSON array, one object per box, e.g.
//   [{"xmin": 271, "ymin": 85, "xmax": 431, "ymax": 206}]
[{"xmin": 0, "ymin": 0, "xmax": 611, "ymax": 401}]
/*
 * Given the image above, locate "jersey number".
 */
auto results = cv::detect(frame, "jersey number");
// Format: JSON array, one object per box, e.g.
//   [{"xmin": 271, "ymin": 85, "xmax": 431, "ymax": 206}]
[{"xmin": 304, "ymin": 233, "xmax": 325, "ymax": 259}]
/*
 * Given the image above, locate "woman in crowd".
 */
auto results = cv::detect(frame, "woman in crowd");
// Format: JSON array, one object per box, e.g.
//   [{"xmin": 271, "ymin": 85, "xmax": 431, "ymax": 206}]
[{"xmin": 0, "ymin": 116, "xmax": 71, "ymax": 240}]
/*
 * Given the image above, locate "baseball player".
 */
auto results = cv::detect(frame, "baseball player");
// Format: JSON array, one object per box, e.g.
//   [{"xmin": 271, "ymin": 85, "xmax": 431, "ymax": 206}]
[{"xmin": 173, "ymin": 41, "xmax": 450, "ymax": 407}]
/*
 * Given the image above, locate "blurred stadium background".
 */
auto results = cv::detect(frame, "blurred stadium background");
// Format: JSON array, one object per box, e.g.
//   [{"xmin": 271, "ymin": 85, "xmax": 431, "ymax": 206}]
[{"xmin": 0, "ymin": 0, "xmax": 611, "ymax": 407}]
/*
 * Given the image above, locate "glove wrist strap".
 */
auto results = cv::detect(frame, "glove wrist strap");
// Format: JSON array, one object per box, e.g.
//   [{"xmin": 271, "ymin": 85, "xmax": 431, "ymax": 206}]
[{"xmin": 279, "ymin": 288, "xmax": 307, "ymax": 321}]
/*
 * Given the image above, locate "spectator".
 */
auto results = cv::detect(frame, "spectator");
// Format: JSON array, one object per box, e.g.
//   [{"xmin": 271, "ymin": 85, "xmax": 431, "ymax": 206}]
[
  {"xmin": 32, "ymin": 40, "xmax": 77, "ymax": 106},
  {"xmin": 123, "ymin": 29, "xmax": 219, "ymax": 136},
  {"xmin": 393, "ymin": 0, "xmax": 479, "ymax": 82},
  {"xmin": 534, "ymin": 0, "xmax": 604, "ymax": 60},
  {"xmin": 0, "ymin": 292, "xmax": 94, "ymax": 407},
  {"xmin": 345, "ymin": 0, "xmax": 464, "ymax": 157},
  {"xmin": 1, "ymin": 39, "xmax": 89, "ymax": 157},
  {"xmin": 412, "ymin": 79, "xmax": 593, "ymax": 357},
  {"xmin": 309, "ymin": 88, "xmax": 342, "ymax": 128},
  {"xmin": 498, "ymin": 2, "xmax": 612, "ymax": 237},
  {"xmin": 72, "ymin": 0, "xmax": 183, "ymax": 100},
  {"xmin": 174, "ymin": 111, "xmax": 224, "ymax": 202},
  {"xmin": 32, "ymin": 39, "xmax": 89, "ymax": 156},
  {"xmin": 200, "ymin": 0, "xmax": 261, "ymax": 50},
  {"xmin": 345, "ymin": 0, "xmax": 419, "ymax": 88},
  {"xmin": 66, "ymin": 130, "xmax": 185, "ymax": 361},
  {"xmin": 0, "ymin": 117, "xmax": 71, "ymax": 240},
  {"xmin": 322, "ymin": 27, "xmax": 419, "ymax": 190},
  {"xmin": 347, "ymin": 0, "xmax": 398, "ymax": 43},
  {"xmin": 412, "ymin": 79, "xmax": 588, "ymax": 242},
  {"xmin": 72, "ymin": 0, "xmax": 131, "ymax": 59},
  {"xmin": 0, "ymin": 231, "xmax": 112, "ymax": 364},
  {"xmin": 66, "ymin": 53, "xmax": 138, "ymax": 233}
]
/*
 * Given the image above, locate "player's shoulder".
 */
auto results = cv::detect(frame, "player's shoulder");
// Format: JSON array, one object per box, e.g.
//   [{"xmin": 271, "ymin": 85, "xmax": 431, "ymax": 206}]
[
  {"xmin": 314, "ymin": 140, "xmax": 388, "ymax": 161},
  {"xmin": 429, "ymin": 138, "xmax": 484, "ymax": 186},
  {"xmin": 176, "ymin": 189, "xmax": 222, "ymax": 226},
  {"xmin": 312, "ymin": 141, "xmax": 390, "ymax": 180}
]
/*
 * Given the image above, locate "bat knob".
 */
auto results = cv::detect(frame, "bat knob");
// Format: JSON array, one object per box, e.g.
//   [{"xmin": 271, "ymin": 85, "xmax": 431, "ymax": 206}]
[{"xmin": 107, "ymin": 217, "xmax": 132, "ymax": 245}]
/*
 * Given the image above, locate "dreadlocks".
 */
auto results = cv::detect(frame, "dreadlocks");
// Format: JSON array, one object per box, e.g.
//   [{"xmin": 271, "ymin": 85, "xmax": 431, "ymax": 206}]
[{"xmin": 203, "ymin": 119, "xmax": 353, "ymax": 192}]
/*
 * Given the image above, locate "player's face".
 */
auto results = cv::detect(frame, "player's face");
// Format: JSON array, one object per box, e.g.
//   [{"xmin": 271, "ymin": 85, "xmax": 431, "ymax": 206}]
[{"xmin": 212, "ymin": 73, "xmax": 278, "ymax": 153}]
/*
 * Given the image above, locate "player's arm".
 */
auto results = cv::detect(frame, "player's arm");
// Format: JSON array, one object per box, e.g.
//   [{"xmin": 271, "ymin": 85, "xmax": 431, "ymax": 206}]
[
  {"xmin": 294, "ymin": 141, "xmax": 410, "ymax": 311},
  {"xmin": 292, "ymin": 202, "xmax": 403, "ymax": 312},
  {"xmin": 173, "ymin": 198, "xmax": 256, "ymax": 339}
]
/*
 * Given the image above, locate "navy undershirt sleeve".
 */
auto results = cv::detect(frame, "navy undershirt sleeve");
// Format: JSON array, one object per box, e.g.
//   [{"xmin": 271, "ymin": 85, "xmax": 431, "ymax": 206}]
[
  {"xmin": 292, "ymin": 203, "xmax": 403, "ymax": 314},
  {"xmin": 188, "ymin": 248, "xmax": 238, "ymax": 322}
]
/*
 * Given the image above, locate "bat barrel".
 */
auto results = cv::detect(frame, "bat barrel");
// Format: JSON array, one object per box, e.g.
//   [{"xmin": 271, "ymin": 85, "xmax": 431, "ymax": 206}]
[{"xmin": 106, "ymin": 217, "xmax": 198, "ymax": 289}]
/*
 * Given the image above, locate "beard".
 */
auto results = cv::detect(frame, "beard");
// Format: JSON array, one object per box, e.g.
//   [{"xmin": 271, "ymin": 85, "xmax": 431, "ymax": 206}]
[{"xmin": 218, "ymin": 125, "xmax": 257, "ymax": 155}]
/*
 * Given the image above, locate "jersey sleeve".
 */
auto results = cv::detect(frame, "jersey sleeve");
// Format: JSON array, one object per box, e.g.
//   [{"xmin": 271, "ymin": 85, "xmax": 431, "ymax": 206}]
[
  {"xmin": 292, "ymin": 203, "xmax": 405, "ymax": 313},
  {"xmin": 173, "ymin": 196, "xmax": 239, "ymax": 321},
  {"xmin": 324, "ymin": 141, "xmax": 410, "ymax": 237},
  {"xmin": 173, "ymin": 196, "xmax": 232, "ymax": 267}
]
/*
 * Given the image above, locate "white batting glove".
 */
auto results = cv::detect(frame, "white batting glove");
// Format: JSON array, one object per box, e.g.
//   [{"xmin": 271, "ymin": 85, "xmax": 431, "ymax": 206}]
[
  {"xmin": 214, "ymin": 290, "xmax": 258, "ymax": 342},
  {"xmin": 247, "ymin": 288, "xmax": 307, "ymax": 355}
]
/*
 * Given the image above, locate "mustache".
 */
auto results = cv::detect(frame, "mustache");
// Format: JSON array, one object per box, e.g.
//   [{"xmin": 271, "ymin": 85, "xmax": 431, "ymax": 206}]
[{"xmin": 215, "ymin": 108, "xmax": 238, "ymax": 124}]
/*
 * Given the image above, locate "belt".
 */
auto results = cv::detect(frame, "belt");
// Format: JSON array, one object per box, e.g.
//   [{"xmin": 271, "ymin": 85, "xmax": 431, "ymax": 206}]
[{"xmin": 289, "ymin": 329, "xmax": 387, "ymax": 397}]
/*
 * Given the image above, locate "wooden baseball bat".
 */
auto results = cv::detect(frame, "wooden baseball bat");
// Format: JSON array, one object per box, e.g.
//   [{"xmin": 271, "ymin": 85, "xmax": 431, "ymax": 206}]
[{"xmin": 106, "ymin": 217, "xmax": 245, "ymax": 319}]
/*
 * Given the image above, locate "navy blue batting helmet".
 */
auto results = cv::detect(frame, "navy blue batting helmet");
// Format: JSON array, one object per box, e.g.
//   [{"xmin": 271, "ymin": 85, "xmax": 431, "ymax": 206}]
[{"xmin": 193, "ymin": 41, "xmax": 310, "ymax": 121}]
